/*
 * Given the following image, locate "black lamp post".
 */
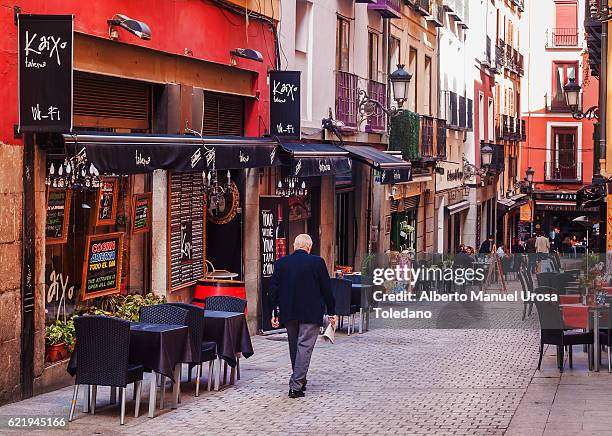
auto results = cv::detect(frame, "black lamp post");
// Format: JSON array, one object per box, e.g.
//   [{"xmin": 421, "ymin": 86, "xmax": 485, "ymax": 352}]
[
  {"xmin": 564, "ymin": 77, "xmax": 599, "ymax": 120},
  {"xmin": 358, "ymin": 64, "xmax": 412, "ymax": 121}
]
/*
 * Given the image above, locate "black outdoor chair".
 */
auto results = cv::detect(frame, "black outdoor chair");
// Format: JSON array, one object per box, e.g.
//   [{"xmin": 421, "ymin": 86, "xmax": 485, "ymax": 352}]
[
  {"xmin": 202, "ymin": 296, "xmax": 247, "ymax": 383},
  {"xmin": 139, "ymin": 305, "xmax": 189, "ymax": 408},
  {"xmin": 203, "ymin": 296, "xmax": 247, "ymax": 314},
  {"xmin": 331, "ymin": 278, "xmax": 358, "ymax": 335},
  {"xmin": 537, "ymin": 272, "xmax": 574, "ymax": 295},
  {"xmin": 167, "ymin": 303, "xmax": 217, "ymax": 395},
  {"xmin": 69, "ymin": 316, "xmax": 144, "ymax": 425},
  {"xmin": 533, "ymin": 288, "xmax": 593, "ymax": 372}
]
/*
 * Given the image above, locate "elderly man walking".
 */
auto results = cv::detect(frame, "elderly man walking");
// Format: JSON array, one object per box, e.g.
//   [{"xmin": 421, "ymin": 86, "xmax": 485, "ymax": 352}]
[{"xmin": 269, "ymin": 234, "xmax": 336, "ymax": 398}]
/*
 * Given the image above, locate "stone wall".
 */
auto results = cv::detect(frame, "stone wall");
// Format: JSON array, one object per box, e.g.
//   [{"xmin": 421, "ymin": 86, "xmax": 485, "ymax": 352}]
[{"xmin": 0, "ymin": 143, "xmax": 23, "ymax": 405}]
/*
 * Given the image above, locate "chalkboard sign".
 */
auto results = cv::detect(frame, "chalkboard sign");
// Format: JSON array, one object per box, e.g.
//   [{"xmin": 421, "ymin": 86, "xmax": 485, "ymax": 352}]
[
  {"xmin": 259, "ymin": 196, "xmax": 289, "ymax": 332},
  {"xmin": 132, "ymin": 193, "xmax": 152, "ymax": 234},
  {"xmin": 45, "ymin": 188, "xmax": 71, "ymax": 245},
  {"xmin": 269, "ymin": 70, "xmax": 301, "ymax": 138},
  {"xmin": 81, "ymin": 232, "xmax": 124, "ymax": 300},
  {"xmin": 95, "ymin": 177, "xmax": 118, "ymax": 226},
  {"xmin": 18, "ymin": 14, "xmax": 73, "ymax": 133},
  {"xmin": 168, "ymin": 173, "xmax": 206, "ymax": 291}
]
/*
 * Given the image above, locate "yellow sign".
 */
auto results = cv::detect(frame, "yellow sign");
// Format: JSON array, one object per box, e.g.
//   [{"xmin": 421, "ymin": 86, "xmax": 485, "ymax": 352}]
[{"xmin": 520, "ymin": 202, "xmax": 532, "ymax": 221}]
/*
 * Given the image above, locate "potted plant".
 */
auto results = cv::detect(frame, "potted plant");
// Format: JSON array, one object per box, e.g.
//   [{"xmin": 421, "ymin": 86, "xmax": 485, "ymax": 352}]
[{"xmin": 45, "ymin": 318, "xmax": 75, "ymax": 363}]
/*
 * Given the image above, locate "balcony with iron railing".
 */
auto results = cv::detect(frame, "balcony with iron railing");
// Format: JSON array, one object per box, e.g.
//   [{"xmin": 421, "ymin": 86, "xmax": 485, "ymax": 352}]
[
  {"xmin": 545, "ymin": 93, "xmax": 582, "ymax": 113},
  {"xmin": 521, "ymin": 119, "xmax": 526, "ymax": 141},
  {"xmin": 483, "ymin": 35, "xmax": 492, "ymax": 66},
  {"xmin": 412, "ymin": 0, "xmax": 431, "ymax": 16},
  {"xmin": 335, "ymin": 71, "xmax": 358, "ymax": 130},
  {"xmin": 421, "ymin": 115, "xmax": 435, "ymax": 158},
  {"xmin": 545, "ymin": 28, "xmax": 580, "ymax": 48},
  {"xmin": 365, "ymin": 80, "xmax": 387, "ymax": 133},
  {"xmin": 544, "ymin": 161, "xmax": 582, "ymax": 182},
  {"xmin": 495, "ymin": 44, "xmax": 504, "ymax": 71},
  {"xmin": 368, "ymin": 0, "xmax": 402, "ymax": 18}
]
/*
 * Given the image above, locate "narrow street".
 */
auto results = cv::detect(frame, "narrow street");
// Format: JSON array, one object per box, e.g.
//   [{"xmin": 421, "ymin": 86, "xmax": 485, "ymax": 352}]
[{"xmin": 2, "ymin": 286, "xmax": 544, "ymax": 435}]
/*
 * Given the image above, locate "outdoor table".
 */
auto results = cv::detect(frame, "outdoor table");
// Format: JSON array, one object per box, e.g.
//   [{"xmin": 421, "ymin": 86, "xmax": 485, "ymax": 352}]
[
  {"xmin": 67, "ymin": 322, "xmax": 191, "ymax": 417},
  {"xmin": 560, "ymin": 303, "xmax": 607, "ymax": 371},
  {"xmin": 203, "ymin": 310, "xmax": 254, "ymax": 390},
  {"xmin": 351, "ymin": 283, "xmax": 372, "ymax": 333}
]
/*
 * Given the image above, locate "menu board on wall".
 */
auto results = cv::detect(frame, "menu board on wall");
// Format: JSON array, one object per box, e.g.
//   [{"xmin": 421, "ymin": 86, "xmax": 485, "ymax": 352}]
[
  {"xmin": 81, "ymin": 232, "xmax": 124, "ymax": 300},
  {"xmin": 132, "ymin": 193, "xmax": 152, "ymax": 234},
  {"xmin": 95, "ymin": 177, "xmax": 118, "ymax": 226},
  {"xmin": 45, "ymin": 188, "xmax": 72, "ymax": 245},
  {"xmin": 259, "ymin": 196, "xmax": 289, "ymax": 332},
  {"xmin": 168, "ymin": 172, "xmax": 206, "ymax": 291}
]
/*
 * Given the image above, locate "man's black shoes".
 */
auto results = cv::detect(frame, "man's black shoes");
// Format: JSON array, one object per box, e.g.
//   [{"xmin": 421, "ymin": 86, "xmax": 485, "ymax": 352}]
[
  {"xmin": 302, "ymin": 381, "xmax": 307, "ymax": 392},
  {"xmin": 288, "ymin": 389, "xmax": 305, "ymax": 398}
]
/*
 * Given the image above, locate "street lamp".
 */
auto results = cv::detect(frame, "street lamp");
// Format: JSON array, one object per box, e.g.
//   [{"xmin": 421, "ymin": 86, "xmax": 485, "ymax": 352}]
[
  {"xmin": 525, "ymin": 166, "xmax": 535, "ymax": 184},
  {"xmin": 358, "ymin": 64, "xmax": 413, "ymax": 122},
  {"xmin": 481, "ymin": 144, "xmax": 493, "ymax": 167},
  {"xmin": 563, "ymin": 78, "xmax": 599, "ymax": 120}
]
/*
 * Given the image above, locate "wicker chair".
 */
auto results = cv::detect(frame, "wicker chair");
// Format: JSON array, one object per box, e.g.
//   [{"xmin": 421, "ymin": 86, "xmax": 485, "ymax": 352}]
[
  {"xmin": 533, "ymin": 288, "xmax": 593, "ymax": 372},
  {"xmin": 139, "ymin": 305, "xmax": 189, "ymax": 409},
  {"xmin": 202, "ymin": 296, "xmax": 247, "ymax": 384},
  {"xmin": 167, "ymin": 302, "xmax": 217, "ymax": 395},
  {"xmin": 203, "ymin": 296, "xmax": 247, "ymax": 313},
  {"xmin": 69, "ymin": 316, "xmax": 143, "ymax": 425},
  {"xmin": 332, "ymin": 278, "xmax": 359, "ymax": 335}
]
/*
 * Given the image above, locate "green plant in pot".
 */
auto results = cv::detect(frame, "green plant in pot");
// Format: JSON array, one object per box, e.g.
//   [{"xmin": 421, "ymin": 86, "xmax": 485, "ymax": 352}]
[{"xmin": 45, "ymin": 318, "xmax": 75, "ymax": 363}]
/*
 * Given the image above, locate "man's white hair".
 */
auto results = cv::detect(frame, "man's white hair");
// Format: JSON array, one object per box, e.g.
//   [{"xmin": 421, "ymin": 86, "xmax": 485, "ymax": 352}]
[{"xmin": 294, "ymin": 234, "xmax": 313, "ymax": 251}]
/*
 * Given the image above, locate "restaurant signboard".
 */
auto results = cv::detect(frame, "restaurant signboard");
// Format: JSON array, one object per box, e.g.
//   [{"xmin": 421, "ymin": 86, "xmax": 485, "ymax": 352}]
[
  {"xmin": 81, "ymin": 232, "xmax": 124, "ymax": 300},
  {"xmin": 45, "ymin": 188, "xmax": 71, "ymax": 244},
  {"xmin": 269, "ymin": 70, "xmax": 301, "ymax": 139},
  {"xmin": 18, "ymin": 14, "xmax": 73, "ymax": 132},
  {"xmin": 95, "ymin": 177, "xmax": 118, "ymax": 226},
  {"xmin": 132, "ymin": 193, "xmax": 152, "ymax": 234},
  {"xmin": 259, "ymin": 196, "xmax": 289, "ymax": 332}
]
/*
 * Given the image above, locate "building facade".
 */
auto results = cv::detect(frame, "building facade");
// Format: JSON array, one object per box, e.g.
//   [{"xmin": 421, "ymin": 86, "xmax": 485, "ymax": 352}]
[
  {"xmin": 0, "ymin": 0, "xmax": 280, "ymax": 404},
  {"xmin": 520, "ymin": 0, "xmax": 598, "ymax": 244}
]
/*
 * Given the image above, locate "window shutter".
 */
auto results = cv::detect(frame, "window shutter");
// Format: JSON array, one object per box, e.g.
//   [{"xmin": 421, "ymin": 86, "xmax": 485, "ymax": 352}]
[
  {"xmin": 556, "ymin": 1, "xmax": 577, "ymax": 28},
  {"xmin": 202, "ymin": 92, "xmax": 245, "ymax": 136},
  {"xmin": 73, "ymin": 71, "xmax": 150, "ymax": 131}
]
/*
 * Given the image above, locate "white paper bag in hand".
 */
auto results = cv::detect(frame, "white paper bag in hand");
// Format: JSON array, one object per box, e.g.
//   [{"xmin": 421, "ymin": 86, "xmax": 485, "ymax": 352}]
[{"xmin": 322, "ymin": 316, "xmax": 336, "ymax": 344}]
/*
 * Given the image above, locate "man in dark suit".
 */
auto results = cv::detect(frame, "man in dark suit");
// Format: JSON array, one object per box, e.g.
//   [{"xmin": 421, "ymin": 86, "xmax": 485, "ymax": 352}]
[{"xmin": 269, "ymin": 234, "xmax": 336, "ymax": 398}]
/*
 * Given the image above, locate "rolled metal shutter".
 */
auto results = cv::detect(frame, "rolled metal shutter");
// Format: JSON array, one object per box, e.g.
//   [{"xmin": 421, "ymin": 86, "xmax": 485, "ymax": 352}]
[{"xmin": 73, "ymin": 71, "xmax": 151, "ymax": 131}]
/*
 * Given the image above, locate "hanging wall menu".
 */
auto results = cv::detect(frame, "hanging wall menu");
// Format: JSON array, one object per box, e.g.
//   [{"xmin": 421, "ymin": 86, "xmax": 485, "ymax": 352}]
[
  {"xmin": 132, "ymin": 193, "xmax": 152, "ymax": 234},
  {"xmin": 168, "ymin": 172, "xmax": 206, "ymax": 291},
  {"xmin": 45, "ymin": 188, "xmax": 72, "ymax": 245},
  {"xmin": 81, "ymin": 232, "xmax": 124, "ymax": 300},
  {"xmin": 95, "ymin": 177, "xmax": 118, "ymax": 226}
]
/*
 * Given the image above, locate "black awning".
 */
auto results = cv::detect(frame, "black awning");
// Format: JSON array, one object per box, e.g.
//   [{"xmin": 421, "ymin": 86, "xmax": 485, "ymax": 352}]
[
  {"xmin": 279, "ymin": 142, "xmax": 352, "ymax": 177},
  {"xmin": 343, "ymin": 145, "xmax": 412, "ymax": 184},
  {"xmin": 62, "ymin": 133, "xmax": 280, "ymax": 174}
]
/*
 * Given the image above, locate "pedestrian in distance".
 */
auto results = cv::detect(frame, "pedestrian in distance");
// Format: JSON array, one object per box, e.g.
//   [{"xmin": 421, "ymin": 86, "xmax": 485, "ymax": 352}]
[
  {"xmin": 269, "ymin": 234, "xmax": 336, "ymax": 399},
  {"xmin": 479, "ymin": 235, "xmax": 494, "ymax": 255}
]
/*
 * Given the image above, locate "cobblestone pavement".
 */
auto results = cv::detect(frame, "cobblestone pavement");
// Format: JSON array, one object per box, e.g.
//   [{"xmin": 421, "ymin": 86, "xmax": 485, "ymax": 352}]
[{"xmin": 0, "ymin": 282, "xmax": 545, "ymax": 435}]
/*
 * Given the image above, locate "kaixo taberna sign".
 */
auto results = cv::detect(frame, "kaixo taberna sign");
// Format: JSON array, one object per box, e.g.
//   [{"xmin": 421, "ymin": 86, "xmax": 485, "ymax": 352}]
[
  {"xmin": 18, "ymin": 14, "xmax": 73, "ymax": 132},
  {"xmin": 269, "ymin": 71, "xmax": 300, "ymax": 138}
]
